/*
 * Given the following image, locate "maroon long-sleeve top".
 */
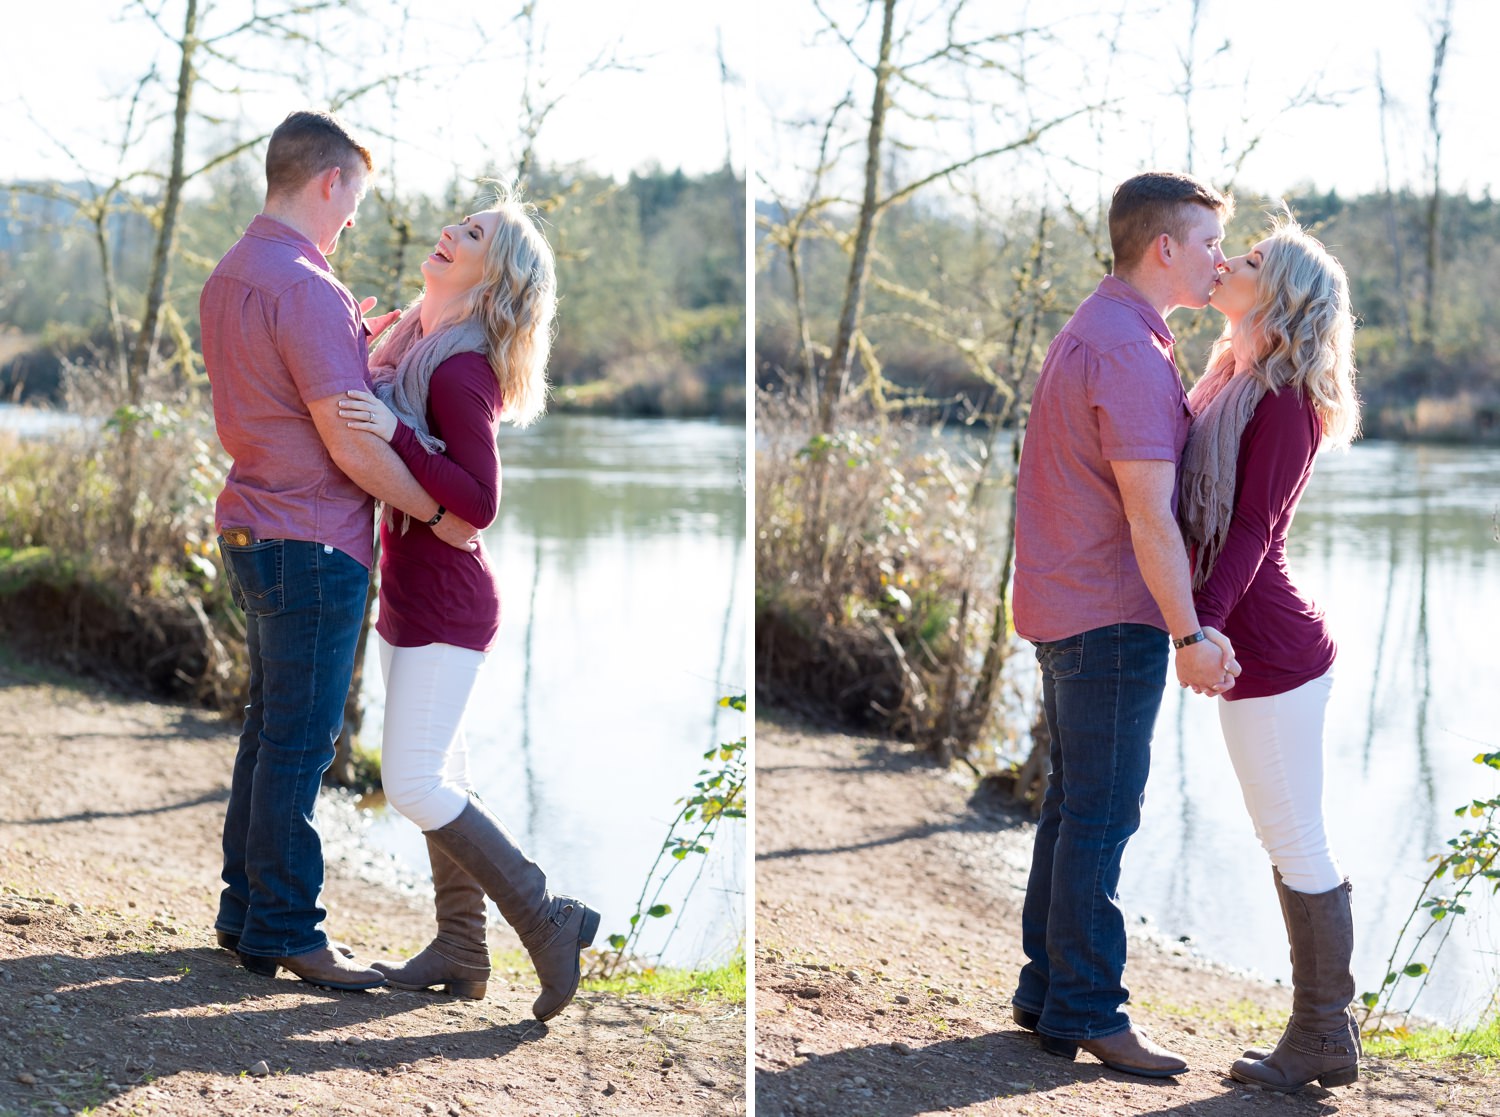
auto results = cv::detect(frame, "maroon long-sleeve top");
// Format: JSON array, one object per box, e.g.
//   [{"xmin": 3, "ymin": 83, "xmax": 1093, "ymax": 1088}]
[
  {"xmin": 376, "ymin": 351, "xmax": 504, "ymax": 652},
  {"xmin": 1192, "ymin": 385, "xmax": 1336, "ymax": 701}
]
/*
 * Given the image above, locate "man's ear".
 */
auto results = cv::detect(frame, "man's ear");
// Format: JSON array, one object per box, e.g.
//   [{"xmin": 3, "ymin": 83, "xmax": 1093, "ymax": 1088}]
[
  {"xmin": 1154, "ymin": 232, "xmax": 1174, "ymax": 266},
  {"xmin": 320, "ymin": 165, "xmax": 343, "ymax": 201}
]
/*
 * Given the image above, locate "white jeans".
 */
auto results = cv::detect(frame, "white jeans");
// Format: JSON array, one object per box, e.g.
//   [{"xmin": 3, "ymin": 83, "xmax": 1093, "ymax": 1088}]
[
  {"xmin": 377, "ymin": 637, "xmax": 485, "ymax": 832},
  {"xmin": 1218, "ymin": 671, "xmax": 1344, "ymax": 895}
]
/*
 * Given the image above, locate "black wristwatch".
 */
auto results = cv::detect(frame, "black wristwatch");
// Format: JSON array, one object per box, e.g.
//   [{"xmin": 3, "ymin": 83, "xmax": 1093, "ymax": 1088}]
[
  {"xmin": 1172, "ymin": 629, "xmax": 1207, "ymax": 649},
  {"xmin": 425, "ymin": 505, "xmax": 446, "ymax": 527}
]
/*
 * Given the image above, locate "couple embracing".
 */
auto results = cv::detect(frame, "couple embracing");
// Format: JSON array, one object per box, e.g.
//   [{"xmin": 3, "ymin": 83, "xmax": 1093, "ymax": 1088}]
[
  {"xmin": 1010, "ymin": 171, "xmax": 1361, "ymax": 1091},
  {"xmin": 200, "ymin": 110, "xmax": 596, "ymax": 1021}
]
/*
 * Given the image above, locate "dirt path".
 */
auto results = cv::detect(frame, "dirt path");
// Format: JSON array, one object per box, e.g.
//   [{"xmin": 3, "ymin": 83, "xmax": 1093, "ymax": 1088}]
[
  {"xmin": 753, "ymin": 711, "xmax": 1498, "ymax": 1117},
  {"xmin": 0, "ymin": 658, "xmax": 744, "ymax": 1117}
]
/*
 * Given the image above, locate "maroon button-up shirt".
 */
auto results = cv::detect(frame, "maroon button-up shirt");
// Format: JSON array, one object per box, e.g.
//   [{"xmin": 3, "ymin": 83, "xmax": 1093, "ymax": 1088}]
[
  {"xmin": 1014, "ymin": 275, "xmax": 1193, "ymax": 643},
  {"xmin": 201, "ymin": 215, "xmax": 376, "ymax": 567}
]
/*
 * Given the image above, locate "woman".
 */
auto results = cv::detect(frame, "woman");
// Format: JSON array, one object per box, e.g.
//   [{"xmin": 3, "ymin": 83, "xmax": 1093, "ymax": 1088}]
[
  {"xmin": 338, "ymin": 190, "xmax": 598, "ymax": 1022},
  {"xmin": 1180, "ymin": 216, "xmax": 1361, "ymax": 1091}
]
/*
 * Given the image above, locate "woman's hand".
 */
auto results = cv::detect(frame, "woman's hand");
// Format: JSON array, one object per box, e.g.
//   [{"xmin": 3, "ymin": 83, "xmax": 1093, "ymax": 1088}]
[
  {"xmin": 340, "ymin": 388, "xmax": 398, "ymax": 442},
  {"xmin": 358, "ymin": 295, "xmax": 402, "ymax": 344}
]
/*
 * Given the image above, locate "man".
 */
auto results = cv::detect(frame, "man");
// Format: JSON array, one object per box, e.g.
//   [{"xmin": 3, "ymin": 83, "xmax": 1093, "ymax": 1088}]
[
  {"xmin": 1009, "ymin": 171, "xmax": 1240, "ymax": 1076},
  {"xmin": 201, "ymin": 109, "xmax": 477, "ymax": 990}
]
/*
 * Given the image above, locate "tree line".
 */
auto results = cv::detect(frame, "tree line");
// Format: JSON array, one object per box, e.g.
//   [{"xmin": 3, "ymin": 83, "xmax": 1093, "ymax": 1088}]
[
  {"xmin": 754, "ymin": 0, "xmax": 1493, "ymax": 782},
  {"xmin": 758, "ymin": 184, "xmax": 1500, "ymax": 442},
  {"xmin": 1, "ymin": 161, "xmax": 745, "ymax": 420}
]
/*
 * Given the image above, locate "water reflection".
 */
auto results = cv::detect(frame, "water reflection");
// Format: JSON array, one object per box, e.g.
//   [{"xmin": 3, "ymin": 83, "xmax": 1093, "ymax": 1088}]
[
  {"xmin": 360, "ymin": 416, "xmax": 747, "ymax": 969},
  {"xmin": 1123, "ymin": 442, "xmax": 1500, "ymax": 1026}
]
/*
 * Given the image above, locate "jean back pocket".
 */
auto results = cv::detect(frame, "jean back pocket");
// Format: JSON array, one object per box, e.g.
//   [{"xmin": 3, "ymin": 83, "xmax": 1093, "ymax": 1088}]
[{"xmin": 219, "ymin": 537, "xmax": 284, "ymax": 617}]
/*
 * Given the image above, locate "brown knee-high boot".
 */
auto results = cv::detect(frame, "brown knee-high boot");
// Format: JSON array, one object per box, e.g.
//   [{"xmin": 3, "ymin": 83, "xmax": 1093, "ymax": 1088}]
[
  {"xmin": 1232, "ymin": 879, "xmax": 1360, "ymax": 1091},
  {"xmin": 1242, "ymin": 865, "xmax": 1296, "ymax": 1060},
  {"xmin": 373, "ymin": 835, "xmax": 491, "ymax": 998},
  {"xmin": 425, "ymin": 796, "xmax": 599, "ymax": 1021}
]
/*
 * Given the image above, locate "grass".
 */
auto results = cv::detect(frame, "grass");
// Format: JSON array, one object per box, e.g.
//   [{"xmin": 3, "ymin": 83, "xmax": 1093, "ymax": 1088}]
[
  {"xmin": 1154, "ymin": 986, "xmax": 1500, "ymax": 1066},
  {"xmin": 1365, "ymin": 1015, "xmax": 1500, "ymax": 1062},
  {"xmin": 1135, "ymin": 994, "xmax": 1286, "ymax": 1036},
  {"xmin": 583, "ymin": 951, "xmax": 746, "ymax": 1005}
]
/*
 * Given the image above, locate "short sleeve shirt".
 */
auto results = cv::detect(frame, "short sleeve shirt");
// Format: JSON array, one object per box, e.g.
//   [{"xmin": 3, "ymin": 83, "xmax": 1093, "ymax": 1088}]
[
  {"xmin": 1013, "ymin": 275, "xmax": 1193, "ymax": 642},
  {"xmin": 201, "ymin": 215, "xmax": 376, "ymax": 567}
]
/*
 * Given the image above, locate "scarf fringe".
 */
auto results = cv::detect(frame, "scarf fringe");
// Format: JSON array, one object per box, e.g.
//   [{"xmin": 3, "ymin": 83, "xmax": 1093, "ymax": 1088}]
[{"xmin": 1178, "ymin": 365, "xmax": 1267, "ymax": 589}]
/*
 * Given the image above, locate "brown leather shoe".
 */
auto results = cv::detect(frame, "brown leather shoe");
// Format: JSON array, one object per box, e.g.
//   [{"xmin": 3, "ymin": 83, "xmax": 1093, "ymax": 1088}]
[
  {"xmin": 217, "ymin": 930, "xmax": 355, "ymax": 959},
  {"xmin": 239, "ymin": 945, "xmax": 388, "ymax": 991},
  {"xmin": 1012, "ymin": 1005, "xmax": 1041, "ymax": 1032},
  {"xmin": 1042, "ymin": 1026, "xmax": 1188, "ymax": 1078}
]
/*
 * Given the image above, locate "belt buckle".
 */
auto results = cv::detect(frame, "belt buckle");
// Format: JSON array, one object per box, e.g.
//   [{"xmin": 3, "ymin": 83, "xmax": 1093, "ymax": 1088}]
[{"xmin": 222, "ymin": 527, "xmax": 254, "ymax": 547}]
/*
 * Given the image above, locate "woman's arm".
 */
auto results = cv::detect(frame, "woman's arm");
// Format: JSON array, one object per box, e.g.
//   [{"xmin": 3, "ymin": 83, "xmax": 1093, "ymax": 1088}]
[{"xmin": 385, "ymin": 353, "xmax": 502, "ymax": 528}]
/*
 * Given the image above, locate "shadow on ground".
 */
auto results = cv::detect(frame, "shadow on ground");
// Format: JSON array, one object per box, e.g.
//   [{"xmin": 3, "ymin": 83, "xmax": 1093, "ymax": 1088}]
[
  {"xmin": 0, "ymin": 942, "xmax": 548, "ymax": 1115},
  {"xmin": 755, "ymin": 1030, "xmax": 1360, "ymax": 1116}
]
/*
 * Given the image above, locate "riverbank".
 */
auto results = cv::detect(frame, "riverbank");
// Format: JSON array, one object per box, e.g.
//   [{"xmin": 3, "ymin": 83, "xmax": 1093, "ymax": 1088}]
[
  {"xmin": 0, "ymin": 653, "xmax": 745, "ymax": 1117},
  {"xmin": 754, "ymin": 710, "xmax": 1499, "ymax": 1116}
]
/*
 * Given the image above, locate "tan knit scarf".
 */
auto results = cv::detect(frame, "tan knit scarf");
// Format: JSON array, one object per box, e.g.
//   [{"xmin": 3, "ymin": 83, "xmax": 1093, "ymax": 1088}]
[
  {"xmin": 368, "ymin": 302, "xmax": 488, "ymax": 456},
  {"xmin": 1177, "ymin": 357, "xmax": 1268, "ymax": 590},
  {"xmin": 367, "ymin": 302, "xmax": 488, "ymax": 532}
]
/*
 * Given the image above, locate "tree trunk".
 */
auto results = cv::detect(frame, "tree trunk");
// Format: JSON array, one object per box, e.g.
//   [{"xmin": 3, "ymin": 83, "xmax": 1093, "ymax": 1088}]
[
  {"xmin": 1421, "ymin": 2, "xmax": 1452, "ymax": 351},
  {"xmin": 127, "ymin": 0, "xmax": 198, "ymax": 404},
  {"xmin": 1375, "ymin": 56, "xmax": 1412, "ymax": 355},
  {"xmin": 816, "ymin": 0, "xmax": 895, "ymax": 436},
  {"xmin": 785, "ymin": 224, "xmax": 817, "ymax": 400},
  {"xmin": 88, "ymin": 194, "xmax": 130, "ymax": 391}
]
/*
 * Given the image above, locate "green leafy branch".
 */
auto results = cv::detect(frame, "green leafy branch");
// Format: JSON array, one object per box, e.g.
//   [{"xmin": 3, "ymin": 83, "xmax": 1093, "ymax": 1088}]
[
  {"xmin": 1359, "ymin": 750, "xmax": 1500, "ymax": 1028},
  {"xmin": 594, "ymin": 695, "xmax": 746, "ymax": 978}
]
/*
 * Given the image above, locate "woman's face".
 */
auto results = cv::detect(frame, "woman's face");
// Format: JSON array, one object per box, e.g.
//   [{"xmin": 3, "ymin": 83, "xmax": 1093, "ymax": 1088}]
[
  {"xmin": 420, "ymin": 212, "xmax": 494, "ymax": 294},
  {"xmin": 1211, "ymin": 236, "xmax": 1273, "ymax": 325}
]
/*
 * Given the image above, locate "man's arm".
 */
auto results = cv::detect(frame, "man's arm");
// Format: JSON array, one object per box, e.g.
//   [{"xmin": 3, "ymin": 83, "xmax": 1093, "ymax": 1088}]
[
  {"xmin": 1111, "ymin": 458, "xmax": 1239, "ymax": 693},
  {"xmin": 308, "ymin": 396, "xmax": 478, "ymax": 551}
]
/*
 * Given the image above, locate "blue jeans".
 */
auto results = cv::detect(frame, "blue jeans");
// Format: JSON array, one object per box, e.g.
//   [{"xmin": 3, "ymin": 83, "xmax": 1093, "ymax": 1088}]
[
  {"xmin": 1013, "ymin": 623, "xmax": 1168, "ymax": 1040},
  {"xmin": 215, "ymin": 537, "xmax": 369, "ymax": 958}
]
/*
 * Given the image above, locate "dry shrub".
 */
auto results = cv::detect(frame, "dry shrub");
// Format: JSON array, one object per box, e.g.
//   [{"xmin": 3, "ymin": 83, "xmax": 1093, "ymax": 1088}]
[
  {"xmin": 755, "ymin": 387, "xmax": 1024, "ymax": 759},
  {"xmin": 1413, "ymin": 392, "xmax": 1500, "ymax": 442},
  {"xmin": 0, "ymin": 362, "xmax": 244, "ymax": 709},
  {"xmin": 606, "ymin": 351, "xmax": 708, "ymax": 416}
]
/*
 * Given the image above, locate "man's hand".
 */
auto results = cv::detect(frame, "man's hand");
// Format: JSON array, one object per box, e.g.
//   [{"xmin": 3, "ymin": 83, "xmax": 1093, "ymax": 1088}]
[
  {"xmin": 433, "ymin": 511, "xmax": 480, "ymax": 553},
  {"xmin": 359, "ymin": 296, "xmax": 401, "ymax": 345},
  {"xmin": 1177, "ymin": 626, "xmax": 1242, "ymax": 695}
]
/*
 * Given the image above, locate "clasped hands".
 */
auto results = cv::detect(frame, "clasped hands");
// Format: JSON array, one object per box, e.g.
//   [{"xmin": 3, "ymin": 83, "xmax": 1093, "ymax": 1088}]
[{"xmin": 1176, "ymin": 626, "xmax": 1241, "ymax": 696}]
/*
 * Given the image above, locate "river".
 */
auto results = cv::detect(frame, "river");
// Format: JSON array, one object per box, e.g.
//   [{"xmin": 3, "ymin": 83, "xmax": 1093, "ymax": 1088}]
[
  {"xmin": 947, "ymin": 432, "xmax": 1500, "ymax": 1024},
  {"xmin": 1120, "ymin": 441, "xmax": 1500, "ymax": 1026},
  {"xmin": 357, "ymin": 414, "xmax": 747, "ymax": 969}
]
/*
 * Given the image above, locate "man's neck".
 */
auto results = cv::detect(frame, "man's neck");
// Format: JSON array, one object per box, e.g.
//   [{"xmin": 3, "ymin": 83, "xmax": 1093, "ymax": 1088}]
[
  {"xmin": 261, "ymin": 198, "xmax": 322, "ymax": 254},
  {"xmin": 1111, "ymin": 268, "xmax": 1175, "ymax": 320}
]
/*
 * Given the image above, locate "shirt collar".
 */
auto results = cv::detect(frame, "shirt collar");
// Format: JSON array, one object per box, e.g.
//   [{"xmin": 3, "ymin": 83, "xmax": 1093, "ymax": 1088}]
[
  {"xmin": 245, "ymin": 214, "xmax": 330, "ymax": 272},
  {"xmin": 1096, "ymin": 274, "xmax": 1174, "ymax": 346}
]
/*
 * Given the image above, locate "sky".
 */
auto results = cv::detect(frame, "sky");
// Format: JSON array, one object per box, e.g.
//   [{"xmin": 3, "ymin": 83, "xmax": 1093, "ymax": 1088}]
[
  {"xmin": 0, "ymin": 0, "xmax": 742, "ymax": 198},
  {"xmin": 8, "ymin": 1, "xmax": 1488, "ymax": 212},
  {"xmin": 754, "ymin": 0, "xmax": 1500, "ymax": 212}
]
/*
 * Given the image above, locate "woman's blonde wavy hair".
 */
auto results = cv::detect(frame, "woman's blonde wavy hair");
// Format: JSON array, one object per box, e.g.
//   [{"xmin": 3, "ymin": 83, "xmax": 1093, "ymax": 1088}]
[
  {"xmin": 1207, "ymin": 216, "xmax": 1360, "ymax": 448},
  {"xmin": 439, "ymin": 186, "xmax": 557, "ymax": 428}
]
